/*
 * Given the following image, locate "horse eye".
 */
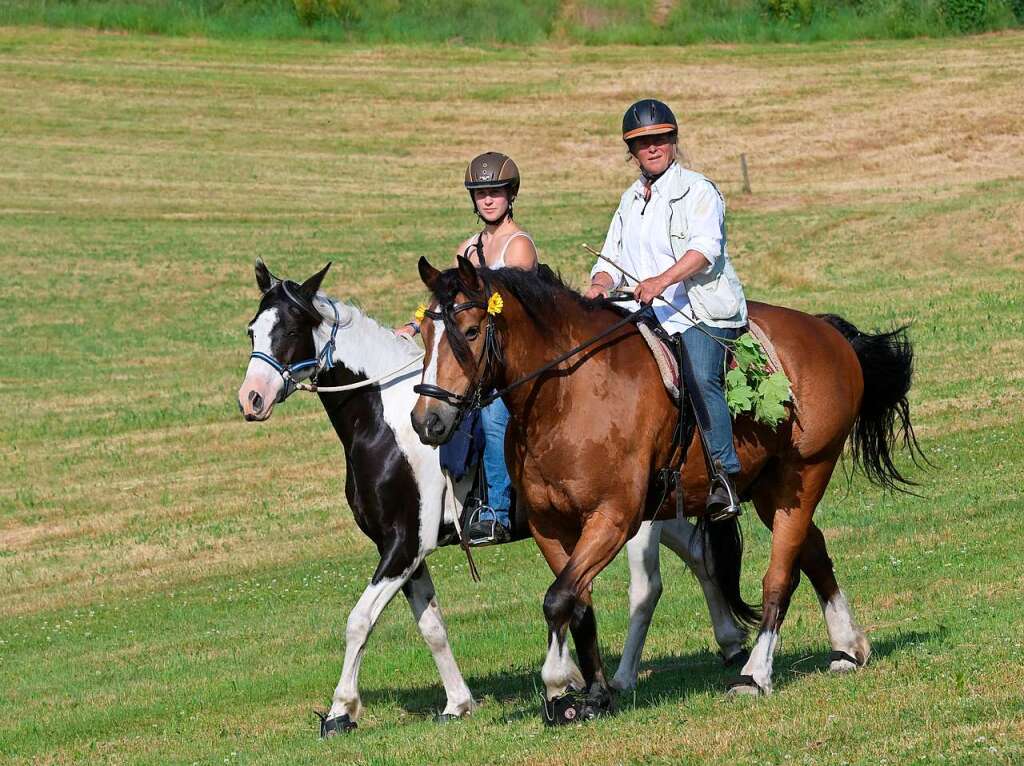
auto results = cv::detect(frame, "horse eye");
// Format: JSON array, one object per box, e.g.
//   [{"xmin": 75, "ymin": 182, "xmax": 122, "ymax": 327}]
[{"xmin": 464, "ymin": 326, "xmax": 480, "ymax": 341}]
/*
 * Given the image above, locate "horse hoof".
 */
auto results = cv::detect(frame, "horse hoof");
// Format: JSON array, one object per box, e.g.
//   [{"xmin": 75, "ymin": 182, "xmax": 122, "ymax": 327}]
[
  {"xmin": 722, "ymin": 648, "xmax": 750, "ymax": 669},
  {"xmin": 726, "ymin": 674, "xmax": 765, "ymax": 697},
  {"xmin": 316, "ymin": 711, "xmax": 357, "ymax": 738},
  {"xmin": 434, "ymin": 713, "xmax": 462, "ymax": 724},
  {"xmin": 541, "ymin": 690, "xmax": 613, "ymax": 726},
  {"xmin": 828, "ymin": 650, "xmax": 861, "ymax": 673}
]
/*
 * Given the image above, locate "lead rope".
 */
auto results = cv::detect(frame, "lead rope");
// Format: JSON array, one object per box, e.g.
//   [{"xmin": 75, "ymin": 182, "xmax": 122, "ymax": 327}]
[
  {"xmin": 295, "ymin": 347, "xmax": 424, "ymax": 393},
  {"xmin": 445, "ymin": 472, "xmax": 481, "ymax": 582}
]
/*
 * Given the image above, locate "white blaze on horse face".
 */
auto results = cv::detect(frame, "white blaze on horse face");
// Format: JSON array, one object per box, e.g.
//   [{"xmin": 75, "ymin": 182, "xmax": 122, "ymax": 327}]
[
  {"xmin": 238, "ymin": 308, "xmax": 284, "ymax": 420},
  {"xmin": 422, "ymin": 318, "xmax": 444, "ymax": 387}
]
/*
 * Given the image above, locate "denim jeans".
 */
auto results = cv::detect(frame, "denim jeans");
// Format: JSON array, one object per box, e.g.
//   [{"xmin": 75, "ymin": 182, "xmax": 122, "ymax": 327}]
[
  {"xmin": 479, "ymin": 397, "xmax": 512, "ymax": 527},
  {"xmin": 681, "ymin": 323, "xmax": 742, "ymax": 475}
]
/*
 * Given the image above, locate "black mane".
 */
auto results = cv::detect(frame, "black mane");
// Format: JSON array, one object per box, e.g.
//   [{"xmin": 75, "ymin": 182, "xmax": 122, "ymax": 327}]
[{"xmin": 429, "ymin": 263, "xmax": 607, "ymax": 338}]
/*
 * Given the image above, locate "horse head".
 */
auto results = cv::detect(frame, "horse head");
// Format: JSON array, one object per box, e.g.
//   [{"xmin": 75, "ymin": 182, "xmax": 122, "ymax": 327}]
[
  {"xmin": 238, "ymin": 259, "xmax": 334, "ymax": 421},
  {"xmin": 411, "ymin": 255, "xmax": 504, "ymax": 445}
]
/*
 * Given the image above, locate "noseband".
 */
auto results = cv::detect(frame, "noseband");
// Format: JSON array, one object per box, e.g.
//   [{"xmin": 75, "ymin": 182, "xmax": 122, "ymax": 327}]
[
  {"xmin": 249, "ymin": 286, "xmax": 341, "ymax": 403},
  {"xmin": 413, "ymin": 281, "xmax": 503, "ymax": 412}
]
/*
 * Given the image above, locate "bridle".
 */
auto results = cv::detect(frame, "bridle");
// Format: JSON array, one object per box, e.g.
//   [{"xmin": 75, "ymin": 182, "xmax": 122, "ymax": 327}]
[
  {"xmin": 413, "ymin": 278, "xmax": 503, "ymax": 412},
  {"xmin": 249, "ymin": 282, "xmax": 341, "ymax": 403},
  {"xmin": 414, "ymin": 275, "xmax": 649, "ymax": 416}
]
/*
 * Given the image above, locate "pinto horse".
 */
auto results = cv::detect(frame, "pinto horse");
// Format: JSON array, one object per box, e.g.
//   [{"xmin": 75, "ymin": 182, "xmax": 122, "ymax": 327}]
[
  {"xmin": 412, "ymin": 256, "xmax": 922, "ymax": 716},
  {"xmin": 236, "ymin": 260, "xmax": 752, "ymax": 735}
]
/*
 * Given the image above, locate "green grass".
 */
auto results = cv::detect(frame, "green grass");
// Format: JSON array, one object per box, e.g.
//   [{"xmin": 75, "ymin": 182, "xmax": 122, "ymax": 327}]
[
  {"xmin": 2, "ymin": 26, "xmax": 1024, "ymax": 765},
  {"xmin": 0, "ymin": 0, "xmax": 1020, "ymax": 43}
]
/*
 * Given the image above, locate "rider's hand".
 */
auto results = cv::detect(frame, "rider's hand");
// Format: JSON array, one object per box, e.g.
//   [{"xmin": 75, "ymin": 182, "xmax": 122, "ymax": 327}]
[
  {"xmin": 633, "ymin": 275, "xmax": 668, "ymax": 305},
  {"xmin": 584, "ymin": 283, "xmax": 610, "ymax": 300},
  {"xmin": 394, "ymin": 322, "xmax": 419, "ymax": 338}
]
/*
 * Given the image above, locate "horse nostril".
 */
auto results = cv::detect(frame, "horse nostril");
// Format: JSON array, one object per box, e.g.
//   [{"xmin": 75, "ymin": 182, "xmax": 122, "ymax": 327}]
[
  {"xmin": 250, "ymin": 390, "xmax": 264, "ymax": 413},
  {"xmin": 426, "ymin": 412, "xmax": 443, "ymax": 436}
]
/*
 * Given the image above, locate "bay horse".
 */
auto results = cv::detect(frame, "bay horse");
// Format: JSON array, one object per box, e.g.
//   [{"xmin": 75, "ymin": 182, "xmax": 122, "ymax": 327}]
[
  {"xmin": 236, "ymin": 260, "xmax": 751, "ymax": 735},
  {"xmin": 411, "ymin": 256, "xmax": 922, "ymax": 717}
]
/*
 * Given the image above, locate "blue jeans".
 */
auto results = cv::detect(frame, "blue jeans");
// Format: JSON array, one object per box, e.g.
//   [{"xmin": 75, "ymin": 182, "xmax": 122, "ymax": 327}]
[
  {"xmin": 681, "ymin": 324, "xmax": 742, "ymax": 475},
  {"xmin": 479, "ymin": 397, "xmax": 512, "ymax": 527}
]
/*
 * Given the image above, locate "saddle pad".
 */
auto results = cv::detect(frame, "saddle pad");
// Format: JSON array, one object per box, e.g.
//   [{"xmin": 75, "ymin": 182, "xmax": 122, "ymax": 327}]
[
  {"xmin": 639, "ymin": 319, "xmax": 798, "ymax": 412},
  {"xmin": 747, "ymin": 319, "xmax": 798, "ymax": 410},
  {"xmin": 638, "ymin": 324, "xmax": 680, "ymax": 402}
]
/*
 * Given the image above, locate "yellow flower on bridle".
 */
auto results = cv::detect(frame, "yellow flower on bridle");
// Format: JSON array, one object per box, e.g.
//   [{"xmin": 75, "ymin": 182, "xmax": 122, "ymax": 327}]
[
  {"xmin": 415, "ymin": 304, "xmax": 427, "ymax": 323},
  {"xmin": 486, "ymin": 292, "xmax": 504, "ymax": 316}
]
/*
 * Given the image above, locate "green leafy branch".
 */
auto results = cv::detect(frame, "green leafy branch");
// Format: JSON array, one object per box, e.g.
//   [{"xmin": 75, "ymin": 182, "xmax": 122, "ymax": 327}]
[{"xmin": 724, "ymin": 332, "xmax": 792, "ymax": 428}]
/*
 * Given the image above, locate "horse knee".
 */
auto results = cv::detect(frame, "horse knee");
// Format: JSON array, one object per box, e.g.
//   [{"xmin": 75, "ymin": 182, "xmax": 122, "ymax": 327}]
[
  {"xmin": 346, "ymin": 610, "xmax": 372, "ymax": 645},
  {"xmin": 629, "ymin": 572, "xmax": 663, "ymax": 616},
  {"xmin": 543, "ymin": 585, "xmax": 577, "ymax": 630}
]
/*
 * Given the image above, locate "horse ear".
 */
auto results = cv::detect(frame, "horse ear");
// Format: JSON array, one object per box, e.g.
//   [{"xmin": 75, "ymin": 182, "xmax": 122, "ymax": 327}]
[
  {"xmin": 300, "ymin": 262, "xmax": 331, "ymax": 300},
  {"xmin": 418, "ymin": 257, "xmax": 441, "ymax": 290},
  {"xmin": 456, "ymin": 254, "xmax": 480, "ymax": 289},
  {"xmin": 255, "ymin": 258, "xmax": 280, "ymax": 294}
]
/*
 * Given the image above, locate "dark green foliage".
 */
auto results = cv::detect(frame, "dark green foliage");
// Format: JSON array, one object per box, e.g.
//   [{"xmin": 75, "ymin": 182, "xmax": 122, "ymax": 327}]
[
  {"xmin": 940, "ymin": 0, "xmax": 989, "ymax": 28},
  {"xmin": 0, "ymin": 0, "xmax": 1019, "ymax": 41}
]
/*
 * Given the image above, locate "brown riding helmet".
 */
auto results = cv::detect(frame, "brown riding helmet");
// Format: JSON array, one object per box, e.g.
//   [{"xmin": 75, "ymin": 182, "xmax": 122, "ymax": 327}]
[{"xmin": 464, "ymin": 152, "xmax": 520, "ymax": 200}]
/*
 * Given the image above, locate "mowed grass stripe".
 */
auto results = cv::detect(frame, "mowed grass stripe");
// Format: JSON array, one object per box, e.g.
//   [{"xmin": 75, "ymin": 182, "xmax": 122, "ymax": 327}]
[{"xmin": 1, "ymin": 27, "xmax": 1023, "ymax": 765}]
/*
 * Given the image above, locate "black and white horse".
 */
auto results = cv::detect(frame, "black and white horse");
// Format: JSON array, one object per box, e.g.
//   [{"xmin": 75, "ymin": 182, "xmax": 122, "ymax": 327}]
[{"xmin": 236, "ymin": 261, "xmax": 747, "ymax": 735}]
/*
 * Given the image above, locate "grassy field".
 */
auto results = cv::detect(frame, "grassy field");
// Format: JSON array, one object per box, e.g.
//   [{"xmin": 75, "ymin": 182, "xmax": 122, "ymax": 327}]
[{"xmin": 2, "ymin": 26, "xmax": 1023, "ymax": 765}]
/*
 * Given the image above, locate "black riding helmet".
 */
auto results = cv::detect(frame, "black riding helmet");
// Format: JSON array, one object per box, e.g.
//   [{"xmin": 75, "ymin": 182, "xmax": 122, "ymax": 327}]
[
  {"xmin": 465, "ymin": 152, "xmax": 520, "ymax": 221},
  {"xmin": 622, "ymin": 99, "xmax": 678, "ymax": 144}
]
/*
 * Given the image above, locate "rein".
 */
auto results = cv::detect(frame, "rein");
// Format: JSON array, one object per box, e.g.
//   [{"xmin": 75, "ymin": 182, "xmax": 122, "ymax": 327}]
[{"xmin": 414, "ymin": 279, "xmax": 647, "ymax": 413}]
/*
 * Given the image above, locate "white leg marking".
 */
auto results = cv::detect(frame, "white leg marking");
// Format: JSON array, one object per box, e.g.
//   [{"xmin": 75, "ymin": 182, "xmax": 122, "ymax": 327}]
[
  {"xmin": 541, "ymin": 631, "xmax": 585, "ymax": 700},
  {"xmin": 738, "ymin": 629, "xmax": 778, "ymax": 694},
  {"xmin": 613, "ymin": 521, "xmax": 664, "ymax": 691},
  {"xmin": 660, "ymin": 518, "xmax": 748, "ymax": 658},
  {"xmin": 404, "ymin": 564, "xmax": 476, "ymax": 717},
  {"xmin": 819, "ymin": 589, "xmax": 871, "ymax": 672},
  {"xmin": 329, "ymin": 571, "xmax": 414, "ymax": 720}
]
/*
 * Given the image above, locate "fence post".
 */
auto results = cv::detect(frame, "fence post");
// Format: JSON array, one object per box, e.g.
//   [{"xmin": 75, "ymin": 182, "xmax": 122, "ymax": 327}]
[{"xmin": 740, "ymin": 154, "xmax": 751, "ymax": 194}]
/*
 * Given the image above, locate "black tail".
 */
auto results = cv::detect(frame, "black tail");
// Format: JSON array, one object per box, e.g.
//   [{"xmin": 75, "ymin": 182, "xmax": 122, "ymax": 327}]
[
  {"xmin": 696, "ymin": 516, "xmax": 762, "ymax": 631},
  {"xmin": 819, "ymin": 314, "xmax": 928, "ymax": 492}
]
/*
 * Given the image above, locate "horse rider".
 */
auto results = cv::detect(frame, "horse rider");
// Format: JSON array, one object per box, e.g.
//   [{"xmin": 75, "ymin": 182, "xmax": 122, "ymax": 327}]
[
  {"xmin": 584, "ymin": 99, "xmax": 747, "ymax": 521},
  {"xmin": 398, "ymin": 152, "xmax": 538, "ymax": 544}
]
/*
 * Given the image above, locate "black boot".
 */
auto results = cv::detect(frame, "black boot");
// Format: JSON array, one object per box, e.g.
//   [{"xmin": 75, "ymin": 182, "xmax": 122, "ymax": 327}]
[{"xmin": 706, "ymin": 472, "xmax": 741, "ymax": 522}]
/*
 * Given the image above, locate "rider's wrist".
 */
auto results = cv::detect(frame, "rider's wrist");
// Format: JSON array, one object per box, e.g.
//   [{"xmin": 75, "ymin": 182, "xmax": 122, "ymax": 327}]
[{"xmin": 405, "ymin": 321, "xmax": 420, "ymax": 335}]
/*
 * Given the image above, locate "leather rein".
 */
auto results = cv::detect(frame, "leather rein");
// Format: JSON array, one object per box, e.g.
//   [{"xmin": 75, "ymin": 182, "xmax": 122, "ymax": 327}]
[{"xmin": 413, "ymin": 279, "xmax": 647, "ymax": 414}]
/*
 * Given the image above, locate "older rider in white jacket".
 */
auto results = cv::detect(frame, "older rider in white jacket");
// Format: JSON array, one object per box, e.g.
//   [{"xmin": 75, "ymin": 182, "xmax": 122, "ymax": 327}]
[{"xmin": 585, "ymin": 99, "xmax": 747, "ymax": 520}]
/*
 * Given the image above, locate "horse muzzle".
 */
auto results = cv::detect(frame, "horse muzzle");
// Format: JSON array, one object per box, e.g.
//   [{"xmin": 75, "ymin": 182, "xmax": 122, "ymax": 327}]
[
  {"xmin": 411, "ymin": 404, "xmax": 457, "ymax": 446},
  {"xmin": 238, "ymin": 375, "xmax": 281, "ymax": 422}
]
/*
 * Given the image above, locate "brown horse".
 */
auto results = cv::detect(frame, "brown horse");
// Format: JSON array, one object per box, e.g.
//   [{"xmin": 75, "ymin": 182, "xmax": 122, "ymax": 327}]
[{"xmin": 411, "ymin": 256, "xmax": 922, "ymax": 718}]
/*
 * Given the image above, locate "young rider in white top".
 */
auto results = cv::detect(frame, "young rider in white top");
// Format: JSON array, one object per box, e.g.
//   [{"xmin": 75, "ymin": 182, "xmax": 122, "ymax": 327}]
[{"xmin": 398, "ymin": 152, "xmax": 538, "ymax": 543}]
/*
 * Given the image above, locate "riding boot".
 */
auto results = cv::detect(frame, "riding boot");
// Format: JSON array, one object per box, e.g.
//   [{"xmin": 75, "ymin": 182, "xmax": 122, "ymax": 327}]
[{"xmin": 706, "ymin": 471, "xmax": 742, "ymax": 522}]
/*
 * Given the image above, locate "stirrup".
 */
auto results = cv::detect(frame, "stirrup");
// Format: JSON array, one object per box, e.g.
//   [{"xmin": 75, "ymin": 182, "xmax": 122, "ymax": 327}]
[
  {"xmin": 706, "ymin": 469, "xmax": 741, "ymax": 522},
  {"xmin": 463, "ymin": 503, "xmax": 508, "ymax": 546}
]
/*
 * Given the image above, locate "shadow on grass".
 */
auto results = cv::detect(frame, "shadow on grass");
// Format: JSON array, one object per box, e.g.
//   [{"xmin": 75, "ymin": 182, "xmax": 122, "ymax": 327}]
[{"xmin": 362, "ymin": 627, "xmax": 943, "ymax": 722}]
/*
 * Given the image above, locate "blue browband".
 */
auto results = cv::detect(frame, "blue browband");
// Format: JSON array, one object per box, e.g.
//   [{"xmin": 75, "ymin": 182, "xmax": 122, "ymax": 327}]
[{"xmin": 249, "ymin": 296, "xmax": 341, "ymax": 402}]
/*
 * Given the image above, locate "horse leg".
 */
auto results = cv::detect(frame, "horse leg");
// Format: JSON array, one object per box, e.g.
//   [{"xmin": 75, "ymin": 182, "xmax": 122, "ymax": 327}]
[
  {"xmin": 326, "ymin": 559, "xmax": 419, "ymax": 729},
  {"xmin": 542, "ymin": 512, "xmax": 631, "ymax": 707},
  {"xmin": 402, "ymin": 561, "xmax": 477, "ymax": 720},
  {"xmin": 659, "ymin": 517, "xmax": 749, "ymax": 665},
  {"xmin": 735, "ymin": 459, "xmax": 836, "ymax": 695},
  {"xmin": 611, "ymin": 520, "xmax": 664, "ymax": 691},
  {"xmin": 532, "ymin": 529, "xmax": 586, "ymax": 701},
  {"xmin": 799, "ymin": 523, "xmax": 871, "ymax": 672}
]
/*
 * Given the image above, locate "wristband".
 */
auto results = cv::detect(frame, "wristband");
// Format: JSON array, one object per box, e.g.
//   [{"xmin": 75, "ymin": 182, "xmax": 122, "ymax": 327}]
[{"xmin": 405, "ymin": 321, "xmax": 420, "ymax": 335}]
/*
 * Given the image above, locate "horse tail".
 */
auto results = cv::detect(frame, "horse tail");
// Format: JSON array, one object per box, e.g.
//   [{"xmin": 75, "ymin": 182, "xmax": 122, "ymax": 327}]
[
  {"xmin": 818, "ymin": 314, "xmax": 928, "ymax": 492},
  {"xmin": 697, "ymin": 515, "xmax": 762, "ymax": 630}
]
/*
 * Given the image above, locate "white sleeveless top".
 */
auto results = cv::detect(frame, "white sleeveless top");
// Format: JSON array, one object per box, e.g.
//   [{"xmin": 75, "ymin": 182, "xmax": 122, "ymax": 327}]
[{"xmin": 467, "ymin": 231, "xmax": 535, "ymax": 268}]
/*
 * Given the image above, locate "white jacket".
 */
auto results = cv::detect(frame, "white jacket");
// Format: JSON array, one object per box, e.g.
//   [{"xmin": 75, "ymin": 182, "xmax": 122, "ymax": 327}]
[{"xmin": 593, "ymin": 162, "xmax": 747, "ymax": 330}]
